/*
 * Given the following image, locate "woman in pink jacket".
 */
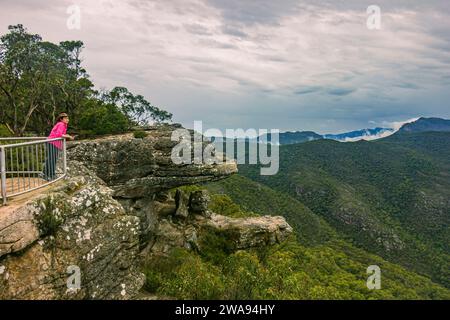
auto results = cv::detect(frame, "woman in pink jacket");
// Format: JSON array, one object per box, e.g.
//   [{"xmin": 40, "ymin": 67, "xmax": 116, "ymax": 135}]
[{"xmin": 42, "ymin": 113, "xmax": 74, "ymax": 181}]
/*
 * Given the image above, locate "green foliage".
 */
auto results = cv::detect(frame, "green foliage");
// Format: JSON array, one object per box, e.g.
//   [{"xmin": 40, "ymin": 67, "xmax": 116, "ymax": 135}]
[
  {"xmin": 143, "ymin": 249, "xmax": 225, "ymax": 300},
  {"xmin": 0, "ymin": 25, "xmax": 93, "ymax": 135},
  {"xmin": 133, "ymin": 130, "xmax": 148, "ymax": 139},
  {"xmin": 172, "ymin": 185, "xmax": 204, "ymax": 195},
  {"xmin": 154, "ymin": 149, "xmax": 450, "ymax": 299},
  {"xmin": 142, "ymin": 239, "xmax": 450, "ymax": 300},
  {"xmin": 222, "ymin": 251, "xmax": 266, "ymax": 299},
  {"xmin": 209, "ymin": 193, "xmax": 258, "ymax": 218},
  {"xmin": 78, "ymin": 101, "xmax": 129, "ymax": 136},
  {"xmin": 172, "ymin": 185, "xmax": 257, "ymax": 218},
  {"xmin": 197, "ymin": 226, "xmax": 239, "ymax": 265},
  {"xmin": 0, "ymin": 124, "xmax": 11, "ymax": 137},
  {"xmin": 103, "ymin": 86, "xmax": 172, "ymax": 125},
  {"xmin": 140, "ymin": 187, "xmax": 450, "ymax": 300},
  {"xmin": 36, "ymin": 196, "xmax": 66, "ymax": 237},
  {"xmin": 207, "ymin": 175, "xmax": 335, "ymax": 245},
  {"xmin": 143, "ymin": 270, "xmax": 162, "ymax": 293},
  {"xmin": 159, "ymin": 257, "xmax": 224, "ymax": 300},
  {"xmin": 234, "ymin": 133, "xmax": 450, "ymax": 288}
]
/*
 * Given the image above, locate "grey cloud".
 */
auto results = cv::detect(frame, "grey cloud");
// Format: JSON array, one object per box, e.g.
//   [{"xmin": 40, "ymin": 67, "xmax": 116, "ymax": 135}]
[
  {"xmin": 197, "ymin": 38, "xmax": 237, "ymax": 49},
  {"xmin": 255, "ymin": 54, "xmax": 289, "ymax": 63},
  {"xmin": 184, "ymin": 23, "xmax": 213, "ymax": 36},
  {"xmin": 327, "ymin": 88, "xmax": 357, "ymax": 96},
  {"xmin": 294, "ymin": 86, "xmax": 322, "ymax": 95},
  {"xmin": 299, "ymin": 0, "xmax": 450, "ymax": 13},
  {"xmin": 2, "ymin": 0, "xmax": 449, "ymax": 133},
  {"xmin": 0, "ymin": 0, "xmax": 60, "ymax": 10},
  {"xmin": 206, "ymin": 0, "xmax": 301, "ymax": 25},
  {"xmin": 221, "ymin": 25, "xmax": 248, "ymax": 38},
  {"xmin": 395, "ymin": 83, "xmax": 421, "ymax": 90}
]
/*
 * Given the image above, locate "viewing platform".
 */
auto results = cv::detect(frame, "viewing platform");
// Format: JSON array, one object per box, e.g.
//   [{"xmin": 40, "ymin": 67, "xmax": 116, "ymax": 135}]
[{"xmin": 0, "ymin": 137, "xmax": 67, "ymax": 206}]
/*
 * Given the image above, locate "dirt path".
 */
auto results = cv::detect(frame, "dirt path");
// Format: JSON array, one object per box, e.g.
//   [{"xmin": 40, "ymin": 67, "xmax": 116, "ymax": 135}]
[{"xmin": 0, "ymin": 179, "xmax": 64, "ymax": 216}]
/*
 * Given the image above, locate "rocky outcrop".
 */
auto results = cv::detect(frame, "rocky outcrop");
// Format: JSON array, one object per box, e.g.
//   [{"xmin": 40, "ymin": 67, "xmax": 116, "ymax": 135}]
[
  {"xmin": 0, "ymin": 125, "xmax": 293, "ymax": 300},
  {"xmin": 145, "ymin": 212, "xmax": 293, "ymax": 256},
  {"xmin": 68, "ymin": 125, "xmax": 237, "ymax": 198},
  {"xmin": 0, "ymin": 162, "xmax": 144, "ymax": 299},
  {"xmin": 202, "ymin": 214, "xmax": 293, "ymax": 249},
  {"xmin": 189, "ymin": 190, "xmax": 211, "ymax": 217},
  {"xmin": 0, "ymin": 204, "xmax": 40, "ymax": 258},
  {"xmin": 123, "ymin": 188, "xmax": 293, "ymax": 257}
]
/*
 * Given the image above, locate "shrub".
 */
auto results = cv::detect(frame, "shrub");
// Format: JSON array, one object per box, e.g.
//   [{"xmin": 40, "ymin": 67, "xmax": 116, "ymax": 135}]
[
  {"xmin": 143, "ymin": 269, "xmax": 163, "ymax": 293},
  {"xmin": 133, "ymin": 130, "xmax": 148, "ymax": 139},
  {"xmin": 209, "ymin": 194, "xmax": 258, "ymax": 218},
  {"xmin": 142, "ymin": 249, "xmax": 195, "ymax": 294},
  {"xmin": 0, "ymin": 124, "xmax": 11, "ymax": 137},
  {"xmin": 198, "ymin": 226, "xmax": 238, "ymax": 265},
  {"xmin": 36, "ymin": 197, "xmax": 67, "ymax": 237},
  {"xmin": 159, "ymin": 255, "xmax": 224, "ymax": 299},
  {"xmin": 223, "ymin": 251, "xmax": 266, "ymax": 299}
]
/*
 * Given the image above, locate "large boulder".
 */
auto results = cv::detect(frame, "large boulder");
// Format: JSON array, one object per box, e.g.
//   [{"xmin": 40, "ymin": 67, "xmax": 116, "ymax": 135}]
[{"xmin": 200, "ymin": 214, "xmax": 293, "ymax": 249}]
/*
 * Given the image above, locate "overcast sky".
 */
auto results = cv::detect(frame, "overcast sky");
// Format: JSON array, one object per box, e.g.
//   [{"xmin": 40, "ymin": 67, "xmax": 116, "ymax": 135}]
[{"xmin": 1, "ymin": 0, "xmax": 449, "ymax": 133}]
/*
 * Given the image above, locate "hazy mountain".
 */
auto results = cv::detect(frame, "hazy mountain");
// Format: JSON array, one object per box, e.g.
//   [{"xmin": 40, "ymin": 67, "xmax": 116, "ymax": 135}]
[
  {"xmin": 209, "ymin": 128, "xmax": 392, "ymax": 146},
  {"xmin": 277, "ymin": 117, "xmax": 450, "ymax": 144},
  {"xmin": 399, "ymin": 117, "xmax": 450, "ymax": 133},
  {"xmin": 209, "ymin": 131, "xmax": 322, "ymax": 145},
  {"xmin": 278, "ymin": 131, "xmax": 323, "ymax": 144},
  {"xmin": 323, "ymin": 127, "xmax": 395, "ymax": 142},
  {"xmin": 276, "ymin": 127, "xmax": 395, "ymax": 145},
  {"xmin": 208, "ymin": 118, "xmax": 450, "ymax": 146}
]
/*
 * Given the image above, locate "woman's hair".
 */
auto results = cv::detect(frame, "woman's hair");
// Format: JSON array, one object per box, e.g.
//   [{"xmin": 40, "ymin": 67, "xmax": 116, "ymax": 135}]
[{"xmin": 57, "ymin": 112, "xmax": 68, "ymax": 122}]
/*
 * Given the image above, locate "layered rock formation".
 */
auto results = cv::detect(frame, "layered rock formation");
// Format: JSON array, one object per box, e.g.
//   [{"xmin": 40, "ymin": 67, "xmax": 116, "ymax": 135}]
[
  {"xmin": 0, "ymin": 162, "xmax": 144, "ymax": 299},
  {"xmin": 0, "ymin": 125, "xmax": 293, "ymax": 300},
  {"xmin": 67, "ymin": 125, "xmax": 236, "ymax": 198}
]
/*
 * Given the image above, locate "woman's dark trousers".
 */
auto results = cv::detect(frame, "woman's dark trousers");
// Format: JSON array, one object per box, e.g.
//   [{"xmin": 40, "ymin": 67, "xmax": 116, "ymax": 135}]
[{"xmin": 43, "ymin": 143, "xmax": 60, "ymax": 180}]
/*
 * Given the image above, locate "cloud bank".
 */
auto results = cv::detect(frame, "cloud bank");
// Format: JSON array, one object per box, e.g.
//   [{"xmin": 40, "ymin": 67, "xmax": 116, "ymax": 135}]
[{"xmin": 1, "ymin": 0, "xmax": 449, "ymax": 132}]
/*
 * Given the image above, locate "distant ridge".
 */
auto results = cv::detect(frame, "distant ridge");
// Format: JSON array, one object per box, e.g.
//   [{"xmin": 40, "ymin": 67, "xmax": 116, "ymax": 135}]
[
  {"xmin": 399, "ymin": 117, "xmax": 450, "ymax": 133},
  {"xmin": 208, "ymin": 117, "xmax": 450, "ymax": 145},
  {"xmin": 323, "ymin": 127, "xmax": 394, "ymax": 142},
  {"xmin": 276, "ymin": 127, "xmax": 395, "ymax": 144},
  {"xmin": 279, "ymin": 131, "xmax": 323, "ymax": 144}
]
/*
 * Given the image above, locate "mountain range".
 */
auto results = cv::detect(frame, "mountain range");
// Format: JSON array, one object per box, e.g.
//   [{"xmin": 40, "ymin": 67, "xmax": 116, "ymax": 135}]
[
  {"xmin": 399, "ymin": 117, "xmax": 450, "ymax": 133},
  {"xmin": 279, "ymin": 117, "xmax": 450, "ymax": 144},
  {"xmin": 208, "ymin": 117, "xmax": 450, "ymax": 145},
  {"xmin": 323, "ymin": 127, "xmax": 394, "ymax": 142}
]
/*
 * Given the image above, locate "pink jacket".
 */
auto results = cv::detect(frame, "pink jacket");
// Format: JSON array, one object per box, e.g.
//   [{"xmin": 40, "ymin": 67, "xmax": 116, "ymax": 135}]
[{"xmin": 48, "ymin": 121, "xmax": 67, "ymax": 149}]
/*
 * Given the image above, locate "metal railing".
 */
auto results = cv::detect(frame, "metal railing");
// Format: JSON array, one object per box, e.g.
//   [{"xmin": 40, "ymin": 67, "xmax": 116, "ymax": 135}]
[{"xmin": 0, "ymin": 137, "xmax": 67, "ymax": 205}]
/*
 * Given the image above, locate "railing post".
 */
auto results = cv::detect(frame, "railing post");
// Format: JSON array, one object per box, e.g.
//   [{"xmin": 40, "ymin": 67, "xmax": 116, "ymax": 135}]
[
  {"xmin": 62, "ymin": 138, "xmax": 67, "ymax": 176},
  {"xmin": 1, "ymin": 146, "xmax": 7, "ymax": 205}
]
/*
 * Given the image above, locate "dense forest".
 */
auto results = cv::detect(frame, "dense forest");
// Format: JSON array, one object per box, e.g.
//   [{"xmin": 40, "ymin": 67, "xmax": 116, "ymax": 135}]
[
  {"xmin": 207, "ymin": 132, "xmax": 450, "ymax": 290},
  {"xmin": 141, "ymin": 184, "xmax": 450, "ymax": 300}
]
